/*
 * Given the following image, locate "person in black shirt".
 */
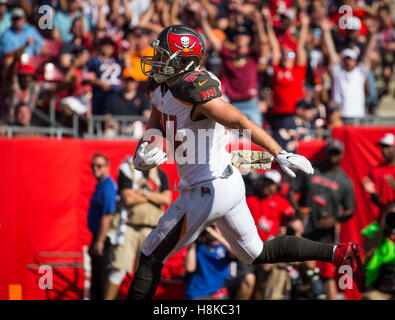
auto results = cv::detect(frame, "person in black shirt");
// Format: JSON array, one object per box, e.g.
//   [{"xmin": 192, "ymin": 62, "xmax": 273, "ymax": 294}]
[
  {"xmin": 103, "ymin": 68, "xmax": 150, "ymax": 117},
  {"xmin": 287, "ymin": 140, "xmax": 355, "ymax": 299}
]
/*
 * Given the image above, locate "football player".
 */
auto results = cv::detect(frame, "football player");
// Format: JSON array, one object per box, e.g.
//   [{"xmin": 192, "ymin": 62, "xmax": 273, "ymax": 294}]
[{"xmin": 127, "ymin": 25, "xmax": 366, "ymax": 299}]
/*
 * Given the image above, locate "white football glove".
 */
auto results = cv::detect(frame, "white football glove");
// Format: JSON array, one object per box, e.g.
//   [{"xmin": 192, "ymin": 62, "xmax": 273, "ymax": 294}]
[
  {"xmin": 275, "ymin": 150, "xmax": 314, "ymax": 178},
  {"xmin": 133, "ymin": 142, "xmax": 168, "ymax": 171}
]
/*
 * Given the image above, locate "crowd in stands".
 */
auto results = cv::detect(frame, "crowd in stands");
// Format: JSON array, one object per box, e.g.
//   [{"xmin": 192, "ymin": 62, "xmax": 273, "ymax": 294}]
[{"xmin": 0, "ymin": 0, "xmax": 393, "ymax": 145}]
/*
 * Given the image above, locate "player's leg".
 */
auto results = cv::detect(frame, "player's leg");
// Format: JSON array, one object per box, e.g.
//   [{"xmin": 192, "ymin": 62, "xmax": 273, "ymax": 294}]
[
  {"xmin": 127, "ymin": 185, "xmax": 217, "ymax": 300},
  {"xmin": 216, "ymin": 169, "xmax": 366, "ymax": 292}
]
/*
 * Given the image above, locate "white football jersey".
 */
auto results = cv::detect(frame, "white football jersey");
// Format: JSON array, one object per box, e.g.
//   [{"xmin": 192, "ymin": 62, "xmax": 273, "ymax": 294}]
[{"xmin": 147, "ymin": 70, "xmax": 232, "ymax": 187}]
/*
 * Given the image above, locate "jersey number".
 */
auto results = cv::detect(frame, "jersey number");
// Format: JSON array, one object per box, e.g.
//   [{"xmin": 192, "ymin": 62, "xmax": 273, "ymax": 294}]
[
  {"xmin": 100, "ymin": 62, "xmax": 121, "ymax": 86},
  {"xmin": 157, "ymin": 111, "xmax": 183, "ymax": 153},
  {"xmin": 184, "ymin": 71, "xmax": 205, "ymax": 82}
]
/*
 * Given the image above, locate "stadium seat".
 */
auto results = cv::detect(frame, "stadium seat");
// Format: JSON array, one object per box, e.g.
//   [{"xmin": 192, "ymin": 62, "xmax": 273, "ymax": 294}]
[
  {"xmin": 25, "ymin": 55, "xmax": 48, "ymax": 70},
  {"xmin": 43, "ymin": 39, "xmax": 63, "ymax": 57}
]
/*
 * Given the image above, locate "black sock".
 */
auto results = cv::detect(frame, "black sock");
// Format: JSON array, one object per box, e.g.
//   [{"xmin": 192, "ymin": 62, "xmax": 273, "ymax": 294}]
[
  {"xmin": 127, "ymin": 254, "xmax": 164, "ymax": 300},
  {"xmin": 252, "ymin": 236, "xmax": 334, "ymax": 265}
]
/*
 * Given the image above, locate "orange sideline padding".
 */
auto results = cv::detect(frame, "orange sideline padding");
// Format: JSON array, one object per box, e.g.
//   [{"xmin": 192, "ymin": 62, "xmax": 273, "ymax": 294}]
[{"xmin": 0, "ymin": 126, "xmax": 393, "ymax": 300}]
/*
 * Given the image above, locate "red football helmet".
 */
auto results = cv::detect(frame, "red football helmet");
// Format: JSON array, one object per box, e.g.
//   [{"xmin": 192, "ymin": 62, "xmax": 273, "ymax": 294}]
[{"xmin": 141, "ymin": 25, "xmax": 205, "ymax": 83}]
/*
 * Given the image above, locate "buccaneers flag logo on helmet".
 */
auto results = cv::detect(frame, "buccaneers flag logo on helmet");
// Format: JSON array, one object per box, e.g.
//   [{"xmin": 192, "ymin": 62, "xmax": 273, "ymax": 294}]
[{"xmin": 168, "ymin": 32, "xmax": 203, "ymax": 59}]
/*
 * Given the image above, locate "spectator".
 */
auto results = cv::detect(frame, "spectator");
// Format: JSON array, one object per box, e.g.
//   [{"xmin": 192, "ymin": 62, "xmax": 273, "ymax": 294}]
[
  {"xmin": 86, "ymin": 37, "xmax": 122, "ymax": 115},
  {"xmin": 266, "ymin": 12, "xmax": 309, "ymax": 152},
  {"xmin": 11, "ymin": 103, "xmax": 41, "ymax": 137},
  {"xmin": 0, "ymin": 0, "xmax": 11, "ymax": 37},
  {"xmin": 53, "ymin": 0, "xmax": 90, "ymax": 42},
  {"xmin": 104, "ymin": 154, "xmax": 171, "ymax": 300},
  {"xmin": 334, "ymin": 16, "xmax": 364, "ymax": 54},
  {"xmin": 87, "ymin": 153, "xmax": 117, "ymax": 300},
  {"xmin": 361, "ymin": 201, "xmax": 395, "ymax": 300},
  {"xmin": 104, "ymin": 68, "xmax": 150, "ymax": 117},
  {"xmin": 0, "ymin": 7, "xmax": 44, "ymax": 58},
  {"xmin": 294, "ymin": 95, "xmax": 318, "ymax": 142},
  {"xmin": 246, "ymin": 169, "xmax": 299, "ymax": 300},
  {"xmin": 254, "ymin": 213, "xmax": 326, "ymax": 300},
  {"xmin": 103, "ymin": 68, "xmax": 150, "ymax": 137},
  {"xmin": 96, "ymin": 0, "xmax": 131, "ymax": 46},
  {"xmin": 55, "ymin": 48, "xmax": 91, "ymax": 116},
  {"xmin": 59, "ymin": 14, "xmax": 92, "ymax": 57},
  {"xmin": 137, "ymin": 0, "xmax": 171, "ymax": 34},
  {"xmin": 377, "ymin": 5, "xmax": 395, "ymax": 98},
  {"xmin": 14, "ymin": 103, "xmax": 31, "ymax": 127},
  {"xmin": 247, "ymin": 170, "xmax": 295, "ymax": 242},
  {"xmin": 286, "ymin": 216, "xmax": 326, "ymax": 300},
  {"xmin": 128, "ymin": 0, "xmax": 151, "ymax": 28},
  {"xmin": 362, "ymin": 133, "xmax": 395, "ymax": 214},
  {"xmin": 321, "ymin": 18, "xmax": 378, "ymax": 122},
  {"xmin": 2, "ymin": 50, "xmax": 41, "ymax": 121},
  {"xmin": 184, "ymin": 225, "xmax": 232, "ymax": 300},
  {"xmin": 287, "ymin": 140, "xmax": 356, "ymax": 300},
  {"xmin": 276, "ymin": 8, "xmax": 298, "ymax": 50},
  {"xmin": 82, "ymin": 0, "xmax": 110, "ymax": 32},
  {"xmin": 123, "ymin": 27, "xmax": 153, "ymax": 82},
  {"xmin": 202, "ymin": 9, "xmax": 267, "ymax": 126}
]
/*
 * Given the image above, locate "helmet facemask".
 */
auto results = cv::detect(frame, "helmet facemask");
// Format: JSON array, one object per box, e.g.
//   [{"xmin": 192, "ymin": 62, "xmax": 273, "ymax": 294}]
[{"xmin": 141, "ymin": 39, "xmax": 197, "ymax": 83}]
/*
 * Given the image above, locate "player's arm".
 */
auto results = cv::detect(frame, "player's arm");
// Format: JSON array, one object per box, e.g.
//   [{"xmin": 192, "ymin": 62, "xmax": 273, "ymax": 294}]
[
  {"xmin": 194, "ymin": 98, "xmax": 314, "ymax": 177},
  {"xmin": 195, "ymin": 98, "xmax": 282, "ymax": 156}
]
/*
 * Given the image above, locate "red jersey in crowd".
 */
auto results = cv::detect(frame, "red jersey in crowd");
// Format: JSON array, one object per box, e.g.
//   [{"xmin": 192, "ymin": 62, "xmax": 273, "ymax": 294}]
[
  {"xmin": 219, "ymin": 45, "xmax": 259, "ymax": 101},
  {"xmin": 269, "ymin": 0, "xmax": 294, "ymax": 17},
  {"xmin": 330, "ymin": 10, "xmax": 368, "ymax": 37},
  {"xmin": 247, "ymin": 194, "xmax": 295, "ymax": 242},
  {"xmin": 270, "ymin": 63, "xmax": 306, "ymax": 115},
  {"xmin": 369, "ymin": 163, "xmax": 395, "ymax": 207}
]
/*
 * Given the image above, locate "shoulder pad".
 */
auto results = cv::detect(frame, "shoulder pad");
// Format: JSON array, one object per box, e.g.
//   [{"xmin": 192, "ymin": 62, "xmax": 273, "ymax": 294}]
[{"xmin": 170, "ymin": 70, "xmax": 222, "ymax": 105}]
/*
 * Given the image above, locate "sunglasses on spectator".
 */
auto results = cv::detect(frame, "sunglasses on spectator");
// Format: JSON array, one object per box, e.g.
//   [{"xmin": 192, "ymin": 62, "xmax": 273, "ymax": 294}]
[{"xmin": 91, "ymin": 163, "xmax": 106, "ymax": 169}]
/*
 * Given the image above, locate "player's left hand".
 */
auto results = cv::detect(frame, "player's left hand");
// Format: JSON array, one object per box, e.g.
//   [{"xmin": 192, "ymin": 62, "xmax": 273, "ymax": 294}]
[{"xmin": 275, "ymin": 150, "xmax": 314, "ymax": 178}]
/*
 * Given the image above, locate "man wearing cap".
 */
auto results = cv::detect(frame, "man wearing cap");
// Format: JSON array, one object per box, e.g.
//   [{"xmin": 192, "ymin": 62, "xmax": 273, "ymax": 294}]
[
  {"xmin": 2, "ymin": 51, "xmax": 40, "ymax": 117},
  {"xmin": 247, "ymin": 169, "xmax": 300, "ymax": 299},
  {"xmin": 103, "ymin": 68, "xmax": 150, "ymax": 117},
  {"xmin": 0, "ymin": 7, "xmax": 43, "ymax": 58},
  {"xmin": 362, "ymin": 133, "xmax": 395, "ymax": 212},
  {"xmin": 247, "ymin": 170, "xmax": 295, "ymax": 243},
  {"xmin": 287, "ymin": 140, "xmax": 355, "ymax": 299},
  {"xmin": 321, "ymin": 18, "xmax": 377, "ymax": 122}
]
